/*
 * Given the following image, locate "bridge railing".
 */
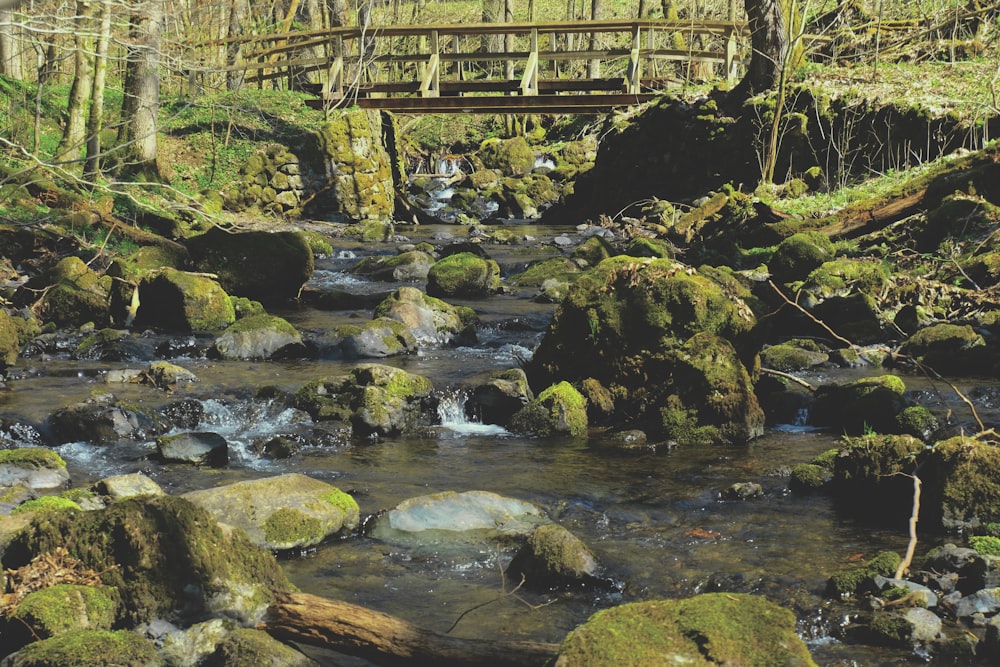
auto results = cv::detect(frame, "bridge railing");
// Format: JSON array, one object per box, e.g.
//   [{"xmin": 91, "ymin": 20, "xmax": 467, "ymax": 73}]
[{"xmin": 203, "ymin": 19, "xmax": 748, "ymax": 106}]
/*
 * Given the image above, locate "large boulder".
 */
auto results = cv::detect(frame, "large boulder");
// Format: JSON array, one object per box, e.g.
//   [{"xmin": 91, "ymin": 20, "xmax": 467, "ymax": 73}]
[
  {"xmin": 182, "ymin": 473, "xmax": 359, "ymax": 551},
  {"xmin": 294, "ymin": 364, "xmax": 436, "ymax": 436},
  {"xmin": 156, "ymin": 432, "xmax": 229, "ymax": 466},
  {"xmin": 925, "ymin": 435, "xmax": 1000, "ymax": 531},
  {"xmin": 465, "ymin": 368, "xmax": 533, "ymax": 426},
  {"xmin": 556, "ymin": 594, "xmax": 817, "ymax": 666},
  {"xmin": 373, "ymin": 286, "xmax": 478, "ymax": 345},
  {"xmin": 810, "ymin": 375, "xmax": 906, "ymax": 435},
  {"xmin": 1, "ymin": 495, "xmax": 293, "ymax": 626},
  {"xmin": 506, "ymin": 524, "xmax": 603, "ymax": 588},
  {"xmin": 133, "ymin": 268, "xmax": 235, "ymax": 333},
  {"xmin": 526, "ymin": 257, "xmax": 763, "ymax": 444},
  {"xmin": 48, "ymin": 394, "xmax": 167, "ymax": 445},
  {"xmin": 369, "ymin": 490, "xmax": 547, "ymax": 546},
  {"xmin": 19, "ymin": 256, "xmax": 110, "ymax": 328},
  {"xmin": 831, "ymin": 434, "xmax": 926, "ymax": 524},
  {"xmin": 0, "ymin": 630, "xmax": 160, "ymax": 667},
  {"xmin": 0, "ymin": 448, "xmax": 69, "ymax": 491},
  {"xmin": 186, "ymin": 227, "xmax": 313, "ymax": 305},
  {"xmin": 325, "ymin": 317, "xmax": 418, "ymax": 359},
  {"xmin": 768, "ymin": 231, "xmax": 835, "ymax": 283},
  {"xmin": 5, "ymin": 584, "xmax": 118, "ymax": 648},
  {"xmin": 212, "ymin": 314, "xmax": 304, "ymax": 360},
  {"xmin": 426, "ymin": 252, "xmax": 501, "ymax": 298},
  {"xmin": 478, "ymin": 136, "xmax": 535, "ymax": 176}
]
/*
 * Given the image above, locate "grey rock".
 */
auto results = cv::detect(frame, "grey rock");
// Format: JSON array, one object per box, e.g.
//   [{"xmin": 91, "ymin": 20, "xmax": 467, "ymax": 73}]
[{"xmin": 157, "ymin": 432, "xmax": 229, "ymax": 466}]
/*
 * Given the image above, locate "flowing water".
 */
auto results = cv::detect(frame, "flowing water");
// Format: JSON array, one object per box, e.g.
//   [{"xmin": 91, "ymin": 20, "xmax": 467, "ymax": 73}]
[{"xmin": 4, "ymin": 223, "xmax": 997, "ymax": 665}]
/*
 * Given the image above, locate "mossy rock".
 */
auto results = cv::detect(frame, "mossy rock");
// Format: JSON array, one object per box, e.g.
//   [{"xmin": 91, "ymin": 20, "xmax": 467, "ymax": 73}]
[
  {"xmin": 373, "ymin": 286, "xmax": 477, "ymax": 344},
  {"xmin": 927, "ymin": 436, "xmax": 1000, "ymax": 531},
  {"xmin": 831, "ymin": 434, "xmax": 925, "ymax": 523},
  {"xmin": 106, "ymin": 245, "xmax": 188, "ymax": 281},
  {"xmin": 186, "ymin": 227, "xmax": 314, "ymax": 305},
  {"xmin": 507, "ymin": 257, "xmax": 582, "ymax": 288},
  {"xmin": 9, "ymin": 584, "xmax": 119, "ymax": 643},
  {"xmin": 12, "ymin": 495, "xmax": 81, "ymax": 515},
  {"xmin": 28, "ymin": 257, "xmax": 111, "ymax": 329},
  {"xmin": 789, "ymin": 463, "xmax": 832, "ymax": 493},
  {"xmin": 509, "ymin": 381, "xmax": 588, "ymax": 438},
  {"xmin": 760, "ymin": 340, "xmax": 829, "ymax": 371},
  {"xmin": 0, "ymin": 447, "xmax": 69, "ymax": 490},
  {"xmin": 556, "ymin": 593, "xmax": 817, "ymax": 666},
  {"xmin": 571, "ymin": 236, "xmax": 615, "ymax": 266},
  {"xmin": 426, "ymin": 252, "xmax": 501, "ymax": 298},
  {"xmin": 768, "ymin": 231, "xmax": 835, "ymax": 283},
  {"xmin": 134, "ymin": 268, "xmax": 235, "ymax": 333},
  {"xmin": 800, "ymin": 258, "xmax": 889, "ymax": 300},
  {"xmin": 0, "ymin": 308, "xmax": 21, "ymax": 367},
  {"xmin": 350, "ymin": 250, "xmax": 435, "ymax": 282},
  {"xmin": 1, "ymin": 495, "xmax": 292, "ymax": 626},
  {"xmin": 826, "ymin": 551, "xmax": 902, "ymax": 598},
  {"xmin": 466, "ymin": 367, "xmax": 534, "ymax": 426},
  {"xmin": 897, "ymin": 323, "xmax": 985, "ymax": 373},
  {"xmin": 207, "ymin": 628, "xmax": 317, "ymax": 666},
  {"xmin": 182, "ymin": 473, "xmax": 359, "ymax": 551},
  {"xmin": 0, "ymin": 630, "xmax": 160, "ymax": 667},
  {"xmin": 623, "ymin": 237, "xmax": 674, "ymax": 259},
  {"xmin": 895, "ymin": 406, "xmax": 940, "ymax": 441},
  {"xmin": 334, "ymin": 317, "xmax": 418, "ymax": 358},
  {"xmin": 810, "ymin": 375, "xmax": 906, "ymax": 435},
  {"xmin": 478, "ymin": 136, "xmax": 534, "ymax": 176},
  {"xmin": 212, "ymin": 313, "xmax": 303, "ymax": 360},
  {"xmin": 506, "ymin": 523, "xmax": 602, "ymax": 587}
]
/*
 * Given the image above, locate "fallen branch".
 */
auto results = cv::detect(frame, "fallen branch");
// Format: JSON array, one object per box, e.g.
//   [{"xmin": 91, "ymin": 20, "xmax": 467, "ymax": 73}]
[
  {"xmin": 894, "ymin": 472, "xmax": 921, "ymax": 579},
  {"xmin": 760, "ymin": 367, "xmax": 816, "ymax": 392},
  {"xmin": 260, "ymin": 592, "xmax": 560, "ymax": 667}
]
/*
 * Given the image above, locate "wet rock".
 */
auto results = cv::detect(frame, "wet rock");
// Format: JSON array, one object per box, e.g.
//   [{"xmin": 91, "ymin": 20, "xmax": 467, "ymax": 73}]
[
  {"xmin": 212, "ymin": 314, "xmax": 304, "ymax": 360},
  {"xmin": 465, "ymin": 368, "xmax": 533, "ymax": 426},
  {"xmin": 506, "ymin": 523, "xmax": 603, "ymax": 588},
  {"xmin": 19, "ymin": 256, "xmax": 111, "ymax": 329},
  {"xmin": 525, "ymin": 257, "xmax": 763, "ymax": 445},
  {"xmin": 92, "ymin": 473, "xmax": 164, "ymax": 501},
  {"xmin": 2, "ymin": 495, "xmax": 293, "ymax": 626},
  {"xmin": 133, "ymin": 268, "xmax": 235, "ymax": 333},
  {"xmin": 373, "ymin": 286, "xmax": 478, "ymax": 345},
  {"xmin": 827, "ymin": 551, "xmax": 902, "ymax": 598},
  {"xmin": 810, "ymin": 375, "xmax": 906, "ymax": 434},
  {"xmin": 369, "ymin": 490, "xmax": 547, "ymax": 544},
  {"xmin": 789, "ymin": 463, "xmax": 833, "ymax": 493},
  {"xmin": 335, "ymin": 318, "xmax": 418, "ymax": 359},
  {"xmin": 350, "ymin": 250, "xmax": 435, "ymax": 282},
  {"xmin": 251, "ymin": 424, "xmax": 351, "ymax": 459},
  {"xmin": 897, "ymin": 323, "xmax": 986, "ymax": 374},
  {"xmin": 556, "ymin": 594, "xmax": 817, "ymax": 666},
  {"xmin": 509, "ymin": 381, "xmax": 588, "ymax": 438},
  {"xmin": 506, "ymin": 257, "xmax": 582, "ymax": 291},
  {"xmin": 872, "ymin": 575, "xmax": 939, "ymax": 608},
  {"xmin": 155, "ymin": 618, "xmax": 232, "ymax": 667},
  {"xmin": 147, "ymin": 361, "xmax": 198, "ymax": 386},
  {"xmin": 831, "ymin": 434, "xmax": 924, "ymax": 523},
  {"xmin": 426, "ymin": 252, "xmax": 501, "ymax": 298},
  {"xmin": 0, "ymin": 482, "xmax": 34, "ymax": 514},
  {"xmin": 208, "ymin": 628, "xmax": 317, "ymax": 667},
  {"xmin": 182, "ymin": 473, "xmax": 358, "ymax": 552},
  {"xmin": 0, "ymin": 630, "xmax": 159, "ymax": 667},
  {"xmin": 954, "ymin": 587, "xmax": 1000, "ymax": 618},
  {"xmin": 720, "ymin": 482, "xmax": 763, "ymax": 500},
  {"xmin": 926, "ymin": 436, "xmax": 1000, "ymax": 531},
  {"xmin": 186, "ymin": 228, "xmax": 314, "ymax": 305},
  {"xmin": 607, "ymin": 429, "xmax": 648, "ymax": 449},
  {"xmin": 0, "ymin": 448, "xmax": 68, "ymax": 491},
  {"xmin": 160, "ymin": 398, "xmax": 205, "ymax": 430},
  {"xmin": 983, "ymin": 616, "xmax": 1000, "ymax": 661},
  {"xmin": 156, "ymin": 432, "xmax": 229, "ymax": 467},
  {"xmin": 49, "ymin": 394, "xmax": 167, "ymax": 444},
  {"xmin": 869, "ymin": 608, "xmax": 942, "ymax": 646}
]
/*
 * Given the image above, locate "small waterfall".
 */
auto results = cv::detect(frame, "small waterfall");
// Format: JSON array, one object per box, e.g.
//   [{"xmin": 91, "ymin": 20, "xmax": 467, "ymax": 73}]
[
  {"xmin": 534, "ymin": 155, "xmax": 555, "ymax": 170},
  {"xmin": 436, "ymin": 390, "xmax": 509, "ymax": 436},
  {"xmin": 437, "ymin": 155, "xmax": 463, "ymax": 176}
]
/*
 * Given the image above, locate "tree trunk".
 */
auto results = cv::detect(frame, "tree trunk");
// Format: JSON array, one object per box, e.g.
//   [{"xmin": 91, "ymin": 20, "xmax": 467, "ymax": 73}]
[
  {"xmin": 730, "ymin": 0, "xmax": 788, "ymax": 101},
  {"xmin": 84, "ymin": 0, "xmax": 111, "ymax": 182},
  {"xmin": 117, "ymin": 0, "xmax": 164, "ymax": 182},
  {"xmin": 588, "ymin": 0, "xmax": 602, "ymax": 78},
  {"xmin": 262, "ymin": 592, "xmax": 560, "ymax": 667},
  {"xmin": 55, "ymin": 0, "xmax": 96, "ymax": 165},
  {"xmin": 482, "ymin": 0, "xmax": 503, "ymax": 54},
  {"xmin": 0, "ymin": 6, "xmax": 23, "ymax": 79},
  {"xmin": 226, "ymin": 0, "xmax": 248, "ymax": 90}
]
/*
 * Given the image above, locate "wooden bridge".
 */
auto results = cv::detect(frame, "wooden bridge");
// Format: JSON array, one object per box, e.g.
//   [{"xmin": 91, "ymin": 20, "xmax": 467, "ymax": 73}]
[{"xmin": 208, "ymin": 19, "xmax": 748, "ymax": 113}]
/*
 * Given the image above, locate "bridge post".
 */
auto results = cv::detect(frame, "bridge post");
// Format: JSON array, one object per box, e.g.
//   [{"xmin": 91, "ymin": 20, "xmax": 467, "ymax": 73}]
[
  {"xmin": 322, "ymin": 35, "xmax": 344, "ymax": 103},
  {"xmin": 420, "ymin": 29, "xmax": 440, "ymax": 97},
  {"xmin": 627, "ymin": 24, "xmax": 641, "ymax": 94},
  {"xmin": 726, "ymin": 0, "xmax": 739, "ymax": 82},
  {"xmin": 520, "ymin": 28, "xmax": 539, "ymax": 95}
]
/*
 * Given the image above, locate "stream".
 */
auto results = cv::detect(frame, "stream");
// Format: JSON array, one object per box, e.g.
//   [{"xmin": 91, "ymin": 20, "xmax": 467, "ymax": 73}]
[{"xmin": 4, "ymin": 222, "xmax": 996, "ymax": 665}]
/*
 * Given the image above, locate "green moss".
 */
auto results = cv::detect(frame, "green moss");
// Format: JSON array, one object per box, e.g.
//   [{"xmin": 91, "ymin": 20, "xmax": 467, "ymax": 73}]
[
  {"xmin": 789, "ymin": 463, "xmax": 831, "ymax": 492},
  {"xmin": 826, "ymin": 551, "xmax": 902, "ymax": 598},
  {"xmin": 230, "ymin": 296, "xmax": 266, "ymax": 319},
  {"xmin": 0, "ymin": 448, "xmax": 67, "ymax": 469},
  {"xmin": 970, "ymin": 535, "xmax": 1000, "ymax": 556},
  {"xmin": 321, "ymin": 489, "xmax": 359, "ymax": 516},
  {"xmin": 803, "ymin": 258, "xmax": 889, "ymax": 298},
  {"xmin": 426, "ymin": 252, "xmax": 501, "ymax": 297},
  {"xmin": 558, "ymin": 594, "xmax": 817, "ymax": 666},
  {"xmin": 507, "ymin": 257, "xmax": 581, "ymax": 287},
  {"xmin": 769, "ymin": 231, "xmax": 835, "ymax": 283},
  {"xmin": 13, "ymin": 584, "xmax": 118, "ymax": 638},
  {"xmin": 0, "ymin": 308, "xmax": 21, "ymax": 366},
  {"xmin": 895, "ymin": 406, "xmax": 940, "ymax": 440},
  {"xmin": 13, "ymin": 496, "xmax": 81, "ymax": 515},
  {"xmin": 209, "ymin": 628, "xmax": 313, "ymax": 666},
  {"xmin": 929, "ymin": 436, "xmax": 1000, "ymax": 529},
  {"xmin": 262, "ymin": 507, "xmax": 323, "ymax": 547},
  {"xmin": 623, "ymin": 237, "xmax": 674, "ymax": 259},
  {"xmin": 811, "ymin": 448, "xmax": 839, "ymax": 468},
  {"xmin": 510, "ymin": 381, "xmax": 588, "ymax": 437},
  {"xmin": 224, "ymin": 313, "xmax": 298, "ymax": 337},
  {"xmin": 5, "ymin": 630, "xmax": 158, "ymax": 667},
  {"xmin": 760, "ymin": 341, "xmax": 828, "ymax": 371},
  {"xmin": 571, "ymin": 236, "xmax": 615, "ymax": 265},
  {"xmin": 106, "ymin": 245, "xmax": 188, "ymax": 281},
  {"xmin": 869, "ymin": 612, "xmax": 912, "ymax": 645}
]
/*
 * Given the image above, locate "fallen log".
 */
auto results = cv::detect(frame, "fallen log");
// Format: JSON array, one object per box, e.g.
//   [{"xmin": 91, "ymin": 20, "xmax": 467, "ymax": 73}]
[
  {"xmin": 260, "ymin": 592, "xmax": 561, "ymax": 667},
  {"xmin": 816, "ymin": 187, "xmax": 926, "ymax": 239}
]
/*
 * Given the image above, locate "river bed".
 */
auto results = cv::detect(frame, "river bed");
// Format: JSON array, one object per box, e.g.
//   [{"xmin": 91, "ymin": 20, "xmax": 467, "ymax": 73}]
[{"xmin": 3, "ymin": 223, "xmax": 995, "ymax": 665}]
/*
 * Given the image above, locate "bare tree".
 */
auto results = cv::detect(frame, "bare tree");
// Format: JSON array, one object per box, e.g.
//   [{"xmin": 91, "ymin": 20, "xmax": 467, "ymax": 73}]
[
  {"xmin": 55, "ymin": 0, "xmax": 96, "ymax": 165},
  {"xmin": 730, "ymin": 0, "xmax": 788, "ymax": 101},
  {"xmin": 117, "ymin": 0, "xmax": 165, "ymax": 181},
  {"xmin": 83, "ymin": 0, "xmax": 111, "ymax": 181},
  {"xmin": 0, "ymin": 4, "xmax": 23, "ymax": 79}
]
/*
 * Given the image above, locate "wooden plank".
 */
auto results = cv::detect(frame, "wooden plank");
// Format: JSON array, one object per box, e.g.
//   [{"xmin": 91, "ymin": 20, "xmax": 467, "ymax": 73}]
[{"xmin": 312, "ymin": 93, "xmax": 659, "ymax": 113}]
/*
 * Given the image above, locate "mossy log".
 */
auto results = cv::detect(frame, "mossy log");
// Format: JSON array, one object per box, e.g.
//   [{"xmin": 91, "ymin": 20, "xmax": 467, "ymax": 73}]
[
  {"xmin": 817, "ymin": 188, "xmax": 927, "ymax": 240},
  {"xmin": 261, "ymin": 592, "xmax": 559, "ymax": 666}
]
